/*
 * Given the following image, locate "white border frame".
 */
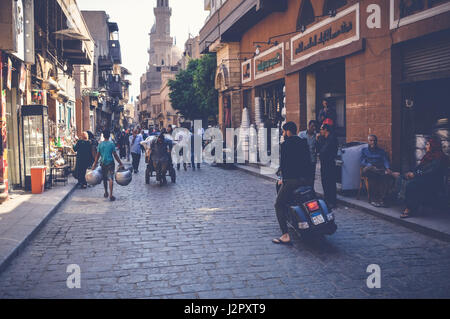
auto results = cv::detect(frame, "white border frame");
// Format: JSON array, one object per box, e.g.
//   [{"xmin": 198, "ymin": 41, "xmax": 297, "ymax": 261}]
[
  {"xmin": 254, "ymin": 43, "xmax": 285, "ymax": 80},
  {"xmin": 241, "ymin": 58, "xmax": 252, "ymax": 84},
  {"xmin": 290, "ymin": 3, "xmax": 360, "ymax": 66},
  {"xmin": 390, "ymin": 0, "xmax": 450, "ymax": 30}
]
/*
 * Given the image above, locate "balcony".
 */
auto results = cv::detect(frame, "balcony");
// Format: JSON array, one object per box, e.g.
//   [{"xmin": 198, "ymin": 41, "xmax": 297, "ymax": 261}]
[
  {"xmin": 98, "ymin": 55, "xmax": 114, "ymax": 72},
  {"xmin": 108, "ymin": 74, "xmax": 123, "ymax": 99},
  {"xmin": 199, "ymin": 0, "xmax": 288, "ymax": 52},
  {"xmin": 108, "ymin": 40, "xmax": 122, "ymax": 64}
]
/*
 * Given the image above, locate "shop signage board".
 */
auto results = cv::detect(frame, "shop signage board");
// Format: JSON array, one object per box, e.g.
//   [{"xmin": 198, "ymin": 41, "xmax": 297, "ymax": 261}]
[
  {"xmin": 241, "ymin": 58, "xmax": 252, "ymax": 84},
  {"xmin": 291, "ymin": 3, "xmax": 360, "ymax": 66},
  {"xmin": 389, "ymin": 0, "xmax": 450, "ymax": 30},
  {"xmin": 254, "ymin": 43, "xmax": 284, "ymax": 80},
  {"xmin": 11, "ymin": 0, "xmax": 25, "ymax": 62}
]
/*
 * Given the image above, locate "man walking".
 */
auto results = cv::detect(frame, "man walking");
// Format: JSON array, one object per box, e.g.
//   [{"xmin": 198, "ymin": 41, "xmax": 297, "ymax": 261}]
[
  {"xmin": 273, "ymin": 122, "xmax": 311, "ymax": 245},
  {"xmin": 317, "ymin": 124, "xmax": 338, "ymax": 209},
  {"xmin": 92, "ymin": 130, "xmax": 124, "ymax": 202},
  {"xmin": 129, "ymin": 129, "xmax": 143, "ymax": 174}
]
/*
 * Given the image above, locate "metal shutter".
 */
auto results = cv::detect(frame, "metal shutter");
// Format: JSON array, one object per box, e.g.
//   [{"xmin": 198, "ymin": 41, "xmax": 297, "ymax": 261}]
[{"xmin": 402, "ymin": 35, "xmax": 450, "ymax": 82}]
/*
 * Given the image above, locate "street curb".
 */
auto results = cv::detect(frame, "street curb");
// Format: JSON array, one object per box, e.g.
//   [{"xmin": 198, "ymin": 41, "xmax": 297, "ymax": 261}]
[
  {"xmin": 0, "ymin": 184, "xmax": 78, "ymax": 274},
  {"xmin": 233, "ymin": 164, "xmax": 450, "ymax": 243}
]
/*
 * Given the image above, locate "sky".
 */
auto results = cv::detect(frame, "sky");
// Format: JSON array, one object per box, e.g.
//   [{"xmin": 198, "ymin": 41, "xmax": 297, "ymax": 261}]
[{"xmin": 76, "ymin": 0, "xmax": 209, "ymax": 100}]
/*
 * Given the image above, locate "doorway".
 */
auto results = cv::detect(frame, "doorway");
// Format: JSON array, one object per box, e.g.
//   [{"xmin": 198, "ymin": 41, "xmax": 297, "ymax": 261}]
[
  {"xmin": 305, "ymin": 60, "xmax": 346, "ymax": 144},
  {"xmin": 315, "ymin": 60, "xmax": 346, "ymax": 144},
  {"xmin": 401, "ymin": 77, "xmax": 450, "ymax": 172}
]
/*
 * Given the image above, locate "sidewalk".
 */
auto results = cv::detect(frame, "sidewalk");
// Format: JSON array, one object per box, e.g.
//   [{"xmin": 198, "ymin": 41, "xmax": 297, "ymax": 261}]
[
  {"xmin": 0, "ymin": 178, "xmax": 78, "ymax": 273},
  {"xmin": 235, "ymin": 164, "xmax": 450, "ymax": 242}
]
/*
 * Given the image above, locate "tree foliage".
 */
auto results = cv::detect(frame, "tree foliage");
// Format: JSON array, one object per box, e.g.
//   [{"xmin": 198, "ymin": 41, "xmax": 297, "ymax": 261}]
[{"xmin": 169, "ymin": 54, "xmax": 218, "ymax": 125}]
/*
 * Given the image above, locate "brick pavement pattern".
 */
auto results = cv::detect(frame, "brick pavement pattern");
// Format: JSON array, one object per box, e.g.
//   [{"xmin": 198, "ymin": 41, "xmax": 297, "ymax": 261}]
[{"xmin": 0, "ymin": 161, "xmax": 449, "ymax": 299}]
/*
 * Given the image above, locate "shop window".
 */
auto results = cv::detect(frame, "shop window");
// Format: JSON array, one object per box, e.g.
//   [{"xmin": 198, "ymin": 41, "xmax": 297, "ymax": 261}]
[
  {"xmin": 323, "ymin": 0, "xmax": 347, "ymax": 15},
  {"xmin": 296, "ymin": 0, "xmax": 315, "ymax": 31},
  {"xmin": 400, "ymin": 0, "xmax": 425, "ymax": 18}
]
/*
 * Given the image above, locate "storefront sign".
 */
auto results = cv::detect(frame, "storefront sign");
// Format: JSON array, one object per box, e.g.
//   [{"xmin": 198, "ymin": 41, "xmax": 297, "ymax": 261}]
[
  {"xmin": 241, "ymin": 59, "xmax": 252, "ymax": 84},
  {"xmin": 254, "ymin": 43, "xmax": 284, "ymax": 80},
  {"xmin": 12, "ymin": 0, "xmax": 25, "ymax": 62},
  {"xmin": 389, "ymin": 0, "xmax": 450, "ymax": 30},
  {"xmin": 291, "ymin": 3, "xmax": 360, "ymax": 66}
]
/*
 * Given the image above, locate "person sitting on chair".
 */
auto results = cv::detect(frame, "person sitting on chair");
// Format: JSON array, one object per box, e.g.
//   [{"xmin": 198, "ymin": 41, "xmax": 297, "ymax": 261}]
[
  {"xmin": 401, "ymin": 137, "xmax": 449, "ymax": 219},
  {"xmin": 361, "ymin": 135, "xmax": 399, "ymax": 207}
]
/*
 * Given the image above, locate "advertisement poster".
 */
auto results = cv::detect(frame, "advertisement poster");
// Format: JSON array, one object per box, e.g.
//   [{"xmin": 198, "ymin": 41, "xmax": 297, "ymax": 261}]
[
  {"xmin": 7, "ymin": 58, "xmax": 12, "ymax": 90},
  {"xmin": 0, "ymin": 89, "xmax": 7, "ymax": 192},
  {"xmin": 19, "ymin": 63, "xmax": 26, "ymax": 92}
]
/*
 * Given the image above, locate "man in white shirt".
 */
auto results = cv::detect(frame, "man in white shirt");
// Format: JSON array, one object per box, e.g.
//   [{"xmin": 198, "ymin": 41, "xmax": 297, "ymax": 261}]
[{"xmin": 129, "ymin": 129, "xmax": 144, "ymax": 174}]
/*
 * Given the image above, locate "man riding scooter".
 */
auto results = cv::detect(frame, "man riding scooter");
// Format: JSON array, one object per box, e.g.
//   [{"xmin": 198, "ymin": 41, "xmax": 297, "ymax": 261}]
[{"xmin": 273, "ymin": 122, "xmax": 312, "ymax": 245}]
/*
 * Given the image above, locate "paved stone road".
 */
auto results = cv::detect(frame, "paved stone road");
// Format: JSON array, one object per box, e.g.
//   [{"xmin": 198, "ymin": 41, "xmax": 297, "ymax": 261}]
[{"xmin": 0, "ymin": 160, "xmax": 449, "ymax": 299}]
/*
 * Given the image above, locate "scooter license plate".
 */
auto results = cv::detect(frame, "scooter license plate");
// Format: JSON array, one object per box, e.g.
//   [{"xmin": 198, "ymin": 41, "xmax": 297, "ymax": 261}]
[{"xmin": 311, "ymin": 213, "xmax": 325, "ymax": 226}]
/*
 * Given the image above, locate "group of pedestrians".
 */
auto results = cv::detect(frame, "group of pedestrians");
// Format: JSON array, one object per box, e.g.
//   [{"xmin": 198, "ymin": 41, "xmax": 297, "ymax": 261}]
[
  {"xmin": 73, "ymin": 129, "xmax": 124, "ymax": 201},
  {"xmin": 273, "ymin": 104, "xmax": 449, "ymax": 243},
  {"xmin": 360, "ymin": 134, "xmax": 448, "ymax": 219}
]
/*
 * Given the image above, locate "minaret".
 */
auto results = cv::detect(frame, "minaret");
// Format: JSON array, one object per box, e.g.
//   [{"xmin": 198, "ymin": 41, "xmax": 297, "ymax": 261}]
[{"xmin": 149, "ymin": 0, "xmax": 173, "ymax": 66}]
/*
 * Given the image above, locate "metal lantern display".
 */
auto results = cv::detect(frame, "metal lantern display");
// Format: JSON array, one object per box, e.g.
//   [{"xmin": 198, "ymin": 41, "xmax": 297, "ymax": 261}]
[
  {"xmin": 115, "ymin": 167, "xmax": 133, "ymax": 186},
  {"xmin": 85, "ymin": 167, "xmax": 102, "ymax": 186}
]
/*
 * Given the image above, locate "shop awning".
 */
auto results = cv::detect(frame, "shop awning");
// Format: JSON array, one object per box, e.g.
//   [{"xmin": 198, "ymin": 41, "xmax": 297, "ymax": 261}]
[{"xmin": 53, "ymin": 28, "xmax": 91, "ymax": 41}]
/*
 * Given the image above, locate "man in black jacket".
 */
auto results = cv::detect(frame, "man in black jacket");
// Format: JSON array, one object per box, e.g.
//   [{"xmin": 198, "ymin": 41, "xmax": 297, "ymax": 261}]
[
  {"xmin": 273, "ymin": 122, "xmax": 312, "ymax": 245},
  {"xmin": 317, "ymin": 124, "xmax": 338, "ymax": 209}
]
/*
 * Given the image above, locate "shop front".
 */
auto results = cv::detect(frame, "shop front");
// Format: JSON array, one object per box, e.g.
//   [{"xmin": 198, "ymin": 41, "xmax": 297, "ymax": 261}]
[
  {"xmin": 395, "ymin": 29, "xmax": 450, "ymax": 171},
  {"xmin": 287, "ymin": 2, "xmax": 362, "ymax": 146},
  {"xmin": 301, "ymin": 59, "xmax": 347, "ymax": 143},
  {"xmin": 1, "ymin": 53, "xmax": 28, "ymax": 193}
]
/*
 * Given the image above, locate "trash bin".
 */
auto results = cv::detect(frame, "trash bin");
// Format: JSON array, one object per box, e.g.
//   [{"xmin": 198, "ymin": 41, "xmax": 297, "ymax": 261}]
[
  {"xmin": 337, "ymin": 142, "xmax": 368, "ymax": 191},
  {"xmin": 31, "ymin": 166, "xmax": 47, "ymax": 194}
]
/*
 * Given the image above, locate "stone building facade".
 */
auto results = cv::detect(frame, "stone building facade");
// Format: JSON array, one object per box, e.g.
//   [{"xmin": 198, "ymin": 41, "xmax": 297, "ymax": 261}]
[{"xmin": 200, "ymin": 0, "xmax": 450, "ymax": 171}]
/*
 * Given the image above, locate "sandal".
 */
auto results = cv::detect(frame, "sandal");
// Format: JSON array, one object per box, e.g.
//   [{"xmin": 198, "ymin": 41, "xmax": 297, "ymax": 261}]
[
  {"xmin": 272, "ymin": 238, "xmax": 292, "ymax": 245},
  {"xmin": 400, "ymin": 210, "xmax": 411, "ymax": 219}
]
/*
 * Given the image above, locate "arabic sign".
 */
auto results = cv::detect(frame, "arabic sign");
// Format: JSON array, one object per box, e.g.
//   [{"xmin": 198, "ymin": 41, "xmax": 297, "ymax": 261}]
[
  {"xmin": 254, "ymin": 43, "xmax": 284, "ymax": 80},
  {"xmin": 291, "ymin": 3, "xmax": 360, "ymax": 66},
  {"xmin": 241, "ymin": 59, "xmax": 252, "ymax": 84}
]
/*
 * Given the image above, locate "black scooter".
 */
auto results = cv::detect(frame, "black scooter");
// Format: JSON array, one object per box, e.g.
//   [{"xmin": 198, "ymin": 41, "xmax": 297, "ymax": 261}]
[{"xmin": 277, "ymin": 180, "xmax": 337, "ymax": 239}]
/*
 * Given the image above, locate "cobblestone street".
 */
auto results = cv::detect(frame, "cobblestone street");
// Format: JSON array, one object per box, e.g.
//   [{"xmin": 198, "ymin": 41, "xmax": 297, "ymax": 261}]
[{"xmin": 0, "ymin": 161, "xmax": 449, "ymax": 299}]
